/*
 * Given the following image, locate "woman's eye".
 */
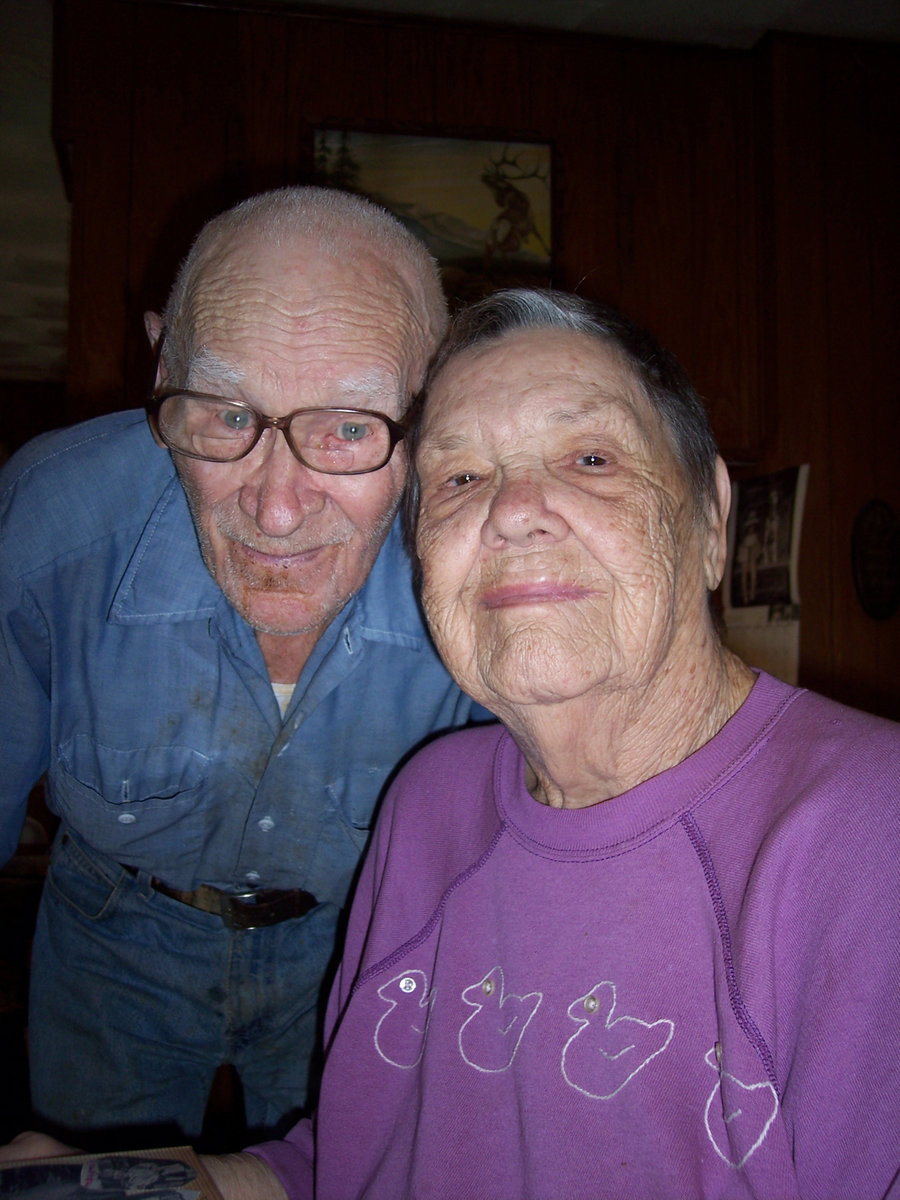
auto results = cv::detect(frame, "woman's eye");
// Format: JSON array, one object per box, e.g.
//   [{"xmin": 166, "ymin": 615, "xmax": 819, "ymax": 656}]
[
  {"xmin": 575, "ymin": 452, "xmax": 609, "ymax": 468},
  {"xmin": 447, "ymin": 472, "xmax": 480, "ymax": 488}
]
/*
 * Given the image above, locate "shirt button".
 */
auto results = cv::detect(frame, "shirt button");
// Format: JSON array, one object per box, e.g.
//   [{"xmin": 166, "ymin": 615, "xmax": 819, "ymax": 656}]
[
  {"xmin": 245, "ymin": 870, "xmax": 261, "ymax": 885},
  {"xmin": 258, "ymin": 817, "xmax": 275, "ymax": 832},
  {"xmin": 117, "ymin": 813, "xmax": 136, "ymax": 824}
]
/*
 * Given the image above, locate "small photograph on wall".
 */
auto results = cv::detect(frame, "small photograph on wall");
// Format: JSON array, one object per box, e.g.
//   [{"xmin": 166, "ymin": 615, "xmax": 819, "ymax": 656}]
[
  {"xmin": 726, "ymin": 466, "xmax": 808, "ymax": 610},
  {"xmin": 313, "ymin": 129, "xmax": 552, "ymax": 308},
  {"xmin": 722, "ymin": 464, "xmax": 809, "ymax": 685}
]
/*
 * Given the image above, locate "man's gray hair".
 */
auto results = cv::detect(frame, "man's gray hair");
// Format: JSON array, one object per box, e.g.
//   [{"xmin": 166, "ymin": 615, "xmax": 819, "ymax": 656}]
[
  {"xmin": 406, "ymin": 287, "xmax": 720, "ymax": 533},
  {"xmin": 161, "ymin": 186, "xmax": 448, "ymax": 387}
]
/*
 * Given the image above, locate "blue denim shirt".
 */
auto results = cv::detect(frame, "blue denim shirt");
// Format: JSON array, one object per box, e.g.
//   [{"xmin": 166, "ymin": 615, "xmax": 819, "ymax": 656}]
[{"xmin": 0, "ymin": 410, "xmax": 483, "ymax": 904}]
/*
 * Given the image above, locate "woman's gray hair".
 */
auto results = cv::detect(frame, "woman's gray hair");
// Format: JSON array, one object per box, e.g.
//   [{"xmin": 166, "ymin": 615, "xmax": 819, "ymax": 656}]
[
  {"xmin": 405, "ymin": 287, "xmax": 720, "ymax": 546},
  {"xmin": 161, "ymin": 186, "xmax": 448, "ymax": 390}
]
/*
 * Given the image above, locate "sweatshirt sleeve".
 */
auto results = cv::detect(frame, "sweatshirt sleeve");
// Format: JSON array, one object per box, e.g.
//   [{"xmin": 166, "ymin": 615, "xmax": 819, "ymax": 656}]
[
  {"xmin": 244, "ymin": 1122, "xmax": 315, "ymax": 1200},
  {"xmin": 720, "ymin": 702, "xmax": 900, "ymax": 1199}
]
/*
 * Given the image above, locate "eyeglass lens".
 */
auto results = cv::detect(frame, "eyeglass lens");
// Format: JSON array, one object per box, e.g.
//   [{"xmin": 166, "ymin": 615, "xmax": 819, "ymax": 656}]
[{"xmin": 157, "ymin": 395, "xmax": 395, "ymax": 472}]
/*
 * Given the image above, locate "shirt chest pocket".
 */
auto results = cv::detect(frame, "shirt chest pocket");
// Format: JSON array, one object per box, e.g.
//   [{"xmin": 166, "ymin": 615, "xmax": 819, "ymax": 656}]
[
  {"xmin": 53, "ymin": 736, "xmax": 210, "ymax": 852},
  {"xmin": 325, "ymin": 763, "xmax": 394, "ymax": 832}
]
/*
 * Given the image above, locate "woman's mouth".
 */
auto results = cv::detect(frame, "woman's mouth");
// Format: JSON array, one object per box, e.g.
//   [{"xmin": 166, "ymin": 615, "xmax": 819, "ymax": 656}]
[{"xmin": 480, "ymin": 582, "xmax": 594, "ymax": 609}]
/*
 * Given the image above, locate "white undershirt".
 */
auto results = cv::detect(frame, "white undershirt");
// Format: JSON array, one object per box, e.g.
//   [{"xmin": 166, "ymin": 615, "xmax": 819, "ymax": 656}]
[{"xmin": 271, "ymin": 682, "xmax": 296, "ymax": 718}]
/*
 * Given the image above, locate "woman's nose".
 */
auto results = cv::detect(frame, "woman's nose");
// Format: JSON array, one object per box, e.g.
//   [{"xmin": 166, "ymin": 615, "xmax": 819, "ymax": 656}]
[
  {"xmin": 481, "ymin": 474, "xmax": 569, "ymax": 549},
  {"xmin": 239, "ymin": 430, "xmax": 327, "ymax": 536}
]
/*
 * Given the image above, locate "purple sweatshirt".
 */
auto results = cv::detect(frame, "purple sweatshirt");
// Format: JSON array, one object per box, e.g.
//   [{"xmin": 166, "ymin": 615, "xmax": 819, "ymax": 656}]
[{"xmin": 253, "ymin": 671, "xmax": 900, "ymax": 1199}]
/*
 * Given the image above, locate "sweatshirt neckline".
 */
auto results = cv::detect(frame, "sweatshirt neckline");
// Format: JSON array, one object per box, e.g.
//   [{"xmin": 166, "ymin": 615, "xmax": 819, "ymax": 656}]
[{"xmin": 493, "ymin": 670, "xmax": 800, "ymax": 859}]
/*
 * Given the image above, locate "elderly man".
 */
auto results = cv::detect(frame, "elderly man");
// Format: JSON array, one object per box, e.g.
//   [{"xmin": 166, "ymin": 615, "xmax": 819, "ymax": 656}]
[{"xmin": 0, "ymin": 187, "xmax": 484, "ymax": 1144}]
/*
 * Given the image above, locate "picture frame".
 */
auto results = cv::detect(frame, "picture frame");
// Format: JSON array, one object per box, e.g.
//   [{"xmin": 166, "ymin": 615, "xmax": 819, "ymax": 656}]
[
  {"xmin": 312, "ymin": 127, "xmax": 554, "ymax": 308},
  {"xmin": 0, "ymin": 1146, "xmax": 223, "ymax": 1200},
  {"xmin": 721, "ymin": 465, "xmax": 810, "ymax": 685},
  {"xmin": 724, "ymin": 466, "xmax": 809, "ymax": 611}
]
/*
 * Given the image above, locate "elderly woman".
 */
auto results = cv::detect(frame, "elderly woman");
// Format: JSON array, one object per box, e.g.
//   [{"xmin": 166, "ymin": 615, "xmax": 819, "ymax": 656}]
[
  {"xmin": 5, "ymin": 292, "xmax": 896, "ymax": 1197},
  {"xmin": 242, "ymin": 290, "xmax": 899, "ymax": 1200}
]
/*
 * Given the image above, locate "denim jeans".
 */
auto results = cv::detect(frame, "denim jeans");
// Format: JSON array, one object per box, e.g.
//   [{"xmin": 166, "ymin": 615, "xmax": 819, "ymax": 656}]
[{"xmin": 28, "ymin": 828, "xmax": 338, "ymax": 1145}]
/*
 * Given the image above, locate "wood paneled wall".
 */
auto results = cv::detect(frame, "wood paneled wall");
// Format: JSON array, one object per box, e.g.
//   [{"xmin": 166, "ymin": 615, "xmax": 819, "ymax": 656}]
[
  {"xmin": 762, "ymin": 36, "xmax": 900, "ymax": 716},
  {"xmin": 53, "ymin": 0, "xmax": 761, "ymax": 455},
  {"xmin": 50, "ymin": 0, "xmax": 899, "ymax": 717}
]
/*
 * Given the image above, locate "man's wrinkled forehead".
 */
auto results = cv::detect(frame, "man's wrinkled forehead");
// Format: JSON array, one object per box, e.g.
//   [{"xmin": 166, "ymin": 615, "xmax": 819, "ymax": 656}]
[{"xmin": 186, "ymin": 229, "xmax": 433, "ymax": 373}]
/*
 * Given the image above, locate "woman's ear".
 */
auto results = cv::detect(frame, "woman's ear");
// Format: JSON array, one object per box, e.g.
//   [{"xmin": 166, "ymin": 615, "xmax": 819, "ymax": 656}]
[{"xmin": 703, "ymin": 456, "xmax": 732, "ymax": 592}]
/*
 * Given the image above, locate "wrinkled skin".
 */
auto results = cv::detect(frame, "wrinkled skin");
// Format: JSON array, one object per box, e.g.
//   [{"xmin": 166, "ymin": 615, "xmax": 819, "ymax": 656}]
[
  {"xmin": 150, "ymin": 230, "xmax": 431, "ymax": 680},
  {"xmin": 415, "ymin": 328, "xmax": 753, "ymax": 807}
]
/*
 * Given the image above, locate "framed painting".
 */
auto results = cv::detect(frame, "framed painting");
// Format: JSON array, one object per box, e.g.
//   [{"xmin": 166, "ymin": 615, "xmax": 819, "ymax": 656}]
[{"xmin": 313, "ymin": 128, "xmax": 553, "ymax": 307}]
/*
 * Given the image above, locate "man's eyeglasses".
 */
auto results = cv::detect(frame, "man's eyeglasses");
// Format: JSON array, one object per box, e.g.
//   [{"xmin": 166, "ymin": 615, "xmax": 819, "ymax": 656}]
[{"xmin": 147, "ymin": 391, "xmax": 407, "ymax": 475}]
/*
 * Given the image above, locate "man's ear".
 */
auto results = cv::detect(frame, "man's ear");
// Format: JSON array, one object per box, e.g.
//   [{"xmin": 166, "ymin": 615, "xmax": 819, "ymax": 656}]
[
  {"xmin": 703, "ymin": 455, "xmax": 732, "ymax": 592},
  {"xmin": 144, "ymin": 310, "xmax": 164, "ymax": 348},
  {"xmin": 144, "ymin": 311, "xmax": 167, "ymax": 387}
]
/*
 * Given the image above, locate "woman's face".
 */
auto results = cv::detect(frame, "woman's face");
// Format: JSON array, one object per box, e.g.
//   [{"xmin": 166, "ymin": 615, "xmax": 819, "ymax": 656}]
[{"xmin": 415, "ymin": 328, "xmax": 726, "ymax": 715}]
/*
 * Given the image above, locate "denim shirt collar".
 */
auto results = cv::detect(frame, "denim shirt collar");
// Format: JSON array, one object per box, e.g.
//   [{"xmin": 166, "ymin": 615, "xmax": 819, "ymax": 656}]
[{"xmin": 108, "ymin": 474, "xmax": 222, "ymax": 624}]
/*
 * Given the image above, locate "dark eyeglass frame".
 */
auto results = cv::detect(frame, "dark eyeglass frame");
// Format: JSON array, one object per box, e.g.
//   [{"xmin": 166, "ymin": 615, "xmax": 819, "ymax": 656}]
[{"xmin": 145, "ymin": 329, "xmax": 409, "ymax": 475}]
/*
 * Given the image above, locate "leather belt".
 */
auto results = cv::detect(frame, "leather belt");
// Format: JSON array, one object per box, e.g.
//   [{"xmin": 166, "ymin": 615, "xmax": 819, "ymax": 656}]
[{"xmin": 122, "ymin": 864, "xmax": 317, "ymax": 930}]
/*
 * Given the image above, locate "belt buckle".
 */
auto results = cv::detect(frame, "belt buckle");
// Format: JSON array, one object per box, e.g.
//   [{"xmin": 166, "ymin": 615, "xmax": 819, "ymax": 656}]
[
  {"xmin": 224, "ymin": 890, "xmax": 268, "ymax": 931},
  {"xmin": 220, "ymin": 887, "xmax": 316, "ymax": 930}
]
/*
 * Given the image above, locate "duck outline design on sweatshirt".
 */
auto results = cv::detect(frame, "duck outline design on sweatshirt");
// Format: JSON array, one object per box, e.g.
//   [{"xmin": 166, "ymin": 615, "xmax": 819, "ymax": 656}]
[
  {"xmin": 459, "ymin": 965, "xmax": 543, "ymax": 1073},
  {"xmin": 562, "ymin": 980, "xmax": 674, "ymax": 1099},
  {"xmin": 703, "ymin": 1045, "xmax": 779, "ymax": 1168},
  {"xmin": 374, "ymin": 969, "xmax": 435, "ymax": 1068}
]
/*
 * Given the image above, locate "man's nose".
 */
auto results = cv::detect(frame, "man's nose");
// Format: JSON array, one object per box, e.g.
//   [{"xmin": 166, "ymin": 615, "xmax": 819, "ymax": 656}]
[
  {"xmin": 481, "ymin": 473, "xmax": 569, "ymax": 549},
  {"xmin": 238, "ymin": 429, "xmax": 327, "ymax": 536}
]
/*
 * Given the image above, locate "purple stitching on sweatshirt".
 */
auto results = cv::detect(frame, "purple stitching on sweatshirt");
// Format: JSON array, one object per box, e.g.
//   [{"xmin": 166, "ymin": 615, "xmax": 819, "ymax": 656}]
[
  {"xmin": 352, "ymin": 824, "xmax": 507, "ymax": 996},
  {"xmin": 680, "ymin": 809, "xmax": 781, "ymax": 1100}
]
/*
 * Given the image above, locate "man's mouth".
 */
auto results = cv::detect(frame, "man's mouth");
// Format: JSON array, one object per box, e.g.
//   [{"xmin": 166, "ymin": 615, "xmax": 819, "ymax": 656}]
[{"xmin": 238, "ymin": 543, "xmax": 326, "ymax": 568}]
